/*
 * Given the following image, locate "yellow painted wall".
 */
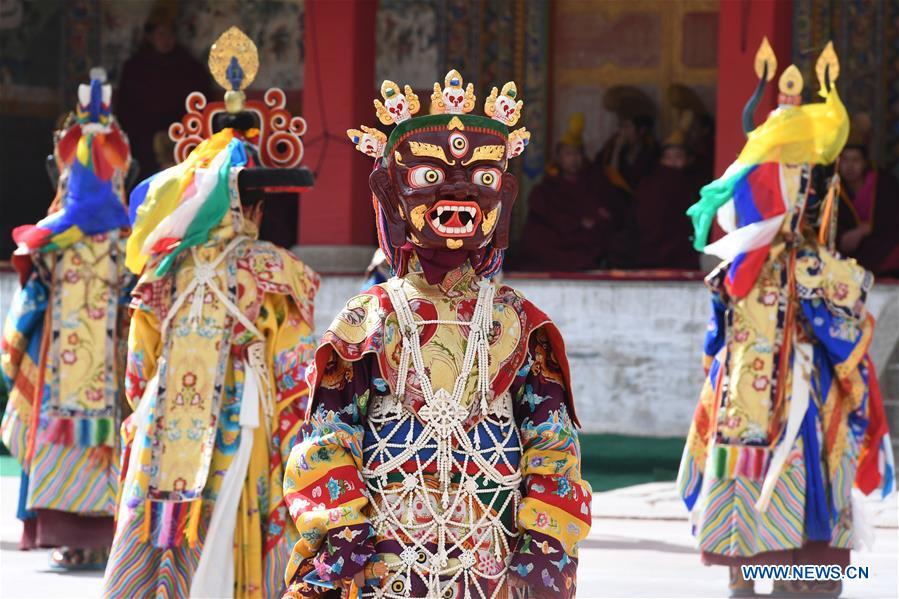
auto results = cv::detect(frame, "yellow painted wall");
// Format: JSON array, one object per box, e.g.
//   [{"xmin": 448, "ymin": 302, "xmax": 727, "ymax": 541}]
[{"xmin": 551, "ymin": 0, "xmax": 718, "ymax": 156}]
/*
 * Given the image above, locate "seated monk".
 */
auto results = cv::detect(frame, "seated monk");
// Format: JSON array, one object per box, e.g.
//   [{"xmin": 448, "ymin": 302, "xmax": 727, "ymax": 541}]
[
  {"xmin": 634, "ymin": 130, "xmax": 700, "ymax": 269},
  {"xmin": 587, "ymin": 86, "xmax": 659, "ymax": 268},
  {"xmin": 513, "ymin": 113, "xmax": 609, "ymax": 271},
  {"xmin": 836, "ymin": 120, "xmax": 899, "ymax": 277},
  {"xmin": 590, "ymin": 86, "xmax": 659, "ymax": 194}
]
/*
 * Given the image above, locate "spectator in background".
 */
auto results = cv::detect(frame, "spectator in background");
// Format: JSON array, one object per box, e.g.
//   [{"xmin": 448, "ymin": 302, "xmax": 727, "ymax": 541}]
[
  {"xmin": 687, "ymin": 112, "xmax": 716, "ymax": 183},
  {"xmin": 588, "ymin": 86, "xmax": 659, "ymax": 268},
  {"xmin": 667, "ymin": 84, "xmax": 715, "ymax": 183},
  {"xmin": 513, "ymin": 113, "xmax": 609, "ymax": 271},
  {"xmin": 115, "ymin": 1, "xmax": 211, "ymax": 178},
  {"xmin": 634, "ymin": 127, "xmax": 700, "ymax": 270},
  {"xmin": 837, "ymin": 113, "xmax": 899, "ymax": 277},
  {"xmin": 591, "ymin": 86, "xmax": 659, "ymax": 194}
]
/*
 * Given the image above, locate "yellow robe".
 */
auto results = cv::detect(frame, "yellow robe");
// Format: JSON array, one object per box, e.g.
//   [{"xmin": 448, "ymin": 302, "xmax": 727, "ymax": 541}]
[{"xmin": 103, "ymin": 228, "xmax": 319, "ymax": 598}]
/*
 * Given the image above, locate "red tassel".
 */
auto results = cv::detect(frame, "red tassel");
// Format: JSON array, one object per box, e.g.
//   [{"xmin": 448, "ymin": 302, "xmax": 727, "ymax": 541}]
[
  {"xmin": 87, "ymin": 445, "xmax": 113, "ymax": 467},
  {"xmin": 856, "ymin": 355, "xmax": 888, "ymax": 494}
]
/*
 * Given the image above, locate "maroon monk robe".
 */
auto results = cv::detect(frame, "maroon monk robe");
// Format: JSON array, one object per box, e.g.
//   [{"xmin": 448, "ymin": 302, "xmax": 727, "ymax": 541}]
[
  {"xmin": 512, "ymin": 173, "xmax": 607, "ymax": 271},
  {"xmin": 585, "ymin": 140, "xmax": 659, "ymax": 269},
  {"xmin": 837, "ymin": 169, "xmax": 899, "ymax": 278},
  {"xmin": 590, "ymin": 137, "xmax": 659, "ymax": 194},
  {"xmin": 634, "ymin": 164, "xmax": 701, "ymax": 269}
]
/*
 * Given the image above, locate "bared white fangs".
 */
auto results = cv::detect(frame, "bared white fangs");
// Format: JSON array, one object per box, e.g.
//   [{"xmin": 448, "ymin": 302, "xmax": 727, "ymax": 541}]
[{"xmin": 428, "ymin": 201, "xmax": 481, "ymax": 237}]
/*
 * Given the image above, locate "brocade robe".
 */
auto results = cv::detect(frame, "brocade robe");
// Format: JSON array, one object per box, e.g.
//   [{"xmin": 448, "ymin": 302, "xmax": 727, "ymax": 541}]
[
  {"xmin": 1, "ymin": 230, "xmax": 133, "ymax": 546},
  {"xmin": 677, "ymin": 235, "xmax": 893, "ymax": 564},
  {"xmin": 102, "ymin": 223, "xmax": 319, "ymax": 599},
  {"xmin": 283, "ymin": 260, "xmax": 592, "ymax": 598}
]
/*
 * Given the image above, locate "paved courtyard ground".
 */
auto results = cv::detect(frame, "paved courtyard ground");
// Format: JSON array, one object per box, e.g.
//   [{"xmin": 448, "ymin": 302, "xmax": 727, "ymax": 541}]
[{"xmin": 0, "ymin": 477, "xmax": 895, "ymax": 598}]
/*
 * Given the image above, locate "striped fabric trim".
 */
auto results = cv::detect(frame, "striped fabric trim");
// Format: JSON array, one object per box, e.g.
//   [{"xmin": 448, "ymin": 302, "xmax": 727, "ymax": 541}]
[
  {"xmin": 103, "ymin": 505, "xmax": 288, "ymax": 598},
  {"xmin": 698, "ymin": 447, "xmax": 805, "ymax": 557},
  {"xmin": 676, "ymin": 445, "xmax": 703, "ymax": 511},
  {"xmin": 39, "ymin": 416, "xmax": 115, "ymax": 448},
  {"xmin": 26, "ymin": 442, "xmax": 117, "ymax": 515},
  {"xmin": 0, "ymin": 400, "xmax": 29, "ymax": 464},
  {"xmin": 102, "ymin": 508, "xmax": 201, "ymax": 599},
  {"xmin": 711, "ymin": 444, "xmax": 770, "ymax": 482},
  {"xmin": 264, "ymin": 536, "xmax": 291, "ymax": 597}
]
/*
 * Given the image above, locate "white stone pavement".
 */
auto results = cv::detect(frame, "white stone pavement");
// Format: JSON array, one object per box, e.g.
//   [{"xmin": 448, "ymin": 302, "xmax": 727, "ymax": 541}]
[{"xmin": 0, "ymin": 479, "xmax": 896, "ymax": 598}]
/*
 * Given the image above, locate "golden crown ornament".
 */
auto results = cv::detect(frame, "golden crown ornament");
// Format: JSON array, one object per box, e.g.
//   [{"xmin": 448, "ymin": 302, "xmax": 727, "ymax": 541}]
[
  {"xmin": 374, "ymin": 80, "xmax": 421, "ymax": 126},
  {"xmin": 484, "ymin": 82, "xmax": 522, "ymax": 126},
  {"xmin": 430, "ymin": 69, "xmax": 477, "ymax": 115},
  {"xmin": 346, "ymin": 69, "xmax": 530, "ymax": 161}
]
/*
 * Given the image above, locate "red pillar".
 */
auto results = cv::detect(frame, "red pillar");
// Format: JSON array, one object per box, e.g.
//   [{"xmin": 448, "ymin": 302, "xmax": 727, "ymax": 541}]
[
  {"xmin": 715, "ymin": 0, "xmax": 792, "ymax": 176},
  {"xmin": 299, "ymin": 0, "xmax": 377, "ymax": 246}
]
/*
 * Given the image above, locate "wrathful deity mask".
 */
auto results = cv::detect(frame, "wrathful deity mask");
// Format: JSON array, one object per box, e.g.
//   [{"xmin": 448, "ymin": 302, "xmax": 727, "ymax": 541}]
[
  {"xmin": 372, "ymin": 115, "xmax": 517, "ymax": 251},
  {"xmin": 349, "ymin": 70, "xmax": 530, "ymax": 274}
]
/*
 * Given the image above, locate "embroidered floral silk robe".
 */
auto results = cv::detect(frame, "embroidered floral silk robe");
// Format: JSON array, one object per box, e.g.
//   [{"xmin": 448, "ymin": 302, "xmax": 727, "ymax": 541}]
[
  {"xmin": 2, "ymin": 231, "xmax": 132, "ymax": 523},
  {"xmin": 677, "ymin": 236, "xmax": 894, "ymax": 561},
  {"xmin": 283, "ymin": 262, "xmax": 592, "ymax": 599},
  {"xmin": 102, "ymin": 222, "xmax": 319, "ymax": 599}
]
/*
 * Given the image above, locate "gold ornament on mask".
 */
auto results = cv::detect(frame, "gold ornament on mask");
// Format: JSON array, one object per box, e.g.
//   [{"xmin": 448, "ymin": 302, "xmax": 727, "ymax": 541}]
[
  {"xmin": 408, "ymin": 141, "xmax": 455, "ymax": 165},
  {"xmin": 374, "ymin": 80, "xmax": 420, "ymax": 126},
  {"xmin": 481, "ymin": 207, "xmax": 499, "ymax": 235},
  {"xmin": 461, "ymin": 145, "xmax": 505, "ymax": 166},
  {"xmin": 484, "ymin": 82, "xmax": 523, "ymax": 126},
  {"xmin": 431, "ymin": 70, "xmax": 476, "ymax": 115},
  {"xmin": 409, "ymin": 205, "xmax": 428, "ymax": 231}
]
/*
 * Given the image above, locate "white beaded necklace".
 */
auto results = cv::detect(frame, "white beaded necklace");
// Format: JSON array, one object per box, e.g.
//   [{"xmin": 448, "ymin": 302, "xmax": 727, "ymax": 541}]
[
  {"xmin": 389, "ymin": 276, "xmax": 494, "ymax": 412},
  {"xmin": 366, "ymin": 276, "xmax": 520, "ymax": 598},
  {"xmin": 386, "ymin": 276, "xmax": 494, "ymax": 505}
]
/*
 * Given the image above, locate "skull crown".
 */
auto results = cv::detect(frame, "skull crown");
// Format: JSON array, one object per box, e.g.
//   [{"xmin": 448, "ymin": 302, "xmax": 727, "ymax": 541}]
[{"xmin": 347, "ymin": 69, "xmax": 530, "ymax": 160}]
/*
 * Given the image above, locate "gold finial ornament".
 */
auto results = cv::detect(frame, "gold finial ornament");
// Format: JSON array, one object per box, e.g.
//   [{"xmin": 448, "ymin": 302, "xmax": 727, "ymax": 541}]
[
  {"xmin": 815, "ymin": 41, "xmax": 840, "ymax": 92},
  {"xmin": 208, "ymin": 27, "xmax": 259, "ymax": 113},
  {"xmin": 778, "ymin": 65, "xmax": 804, "ymax": 97},
  {"xmin": 754, "ymin": 37, "xmax": 777, "ymax": 81}
]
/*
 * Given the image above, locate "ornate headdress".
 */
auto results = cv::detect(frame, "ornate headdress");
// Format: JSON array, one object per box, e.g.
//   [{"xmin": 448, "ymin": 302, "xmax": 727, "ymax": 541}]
[
  {"xmin": 167, "ymin": 27, "xmax": 308, "ymax": 169},
  {"xmin": 128, "ymin": 28, "xmax": 311, "ymax": 276},
  {"xmin": 347, "ymin": 70, "xmax": 529, "ymax": 278},
  {"xmin": 13, "ymin": 68, "xmax": 131, "ymax": 254},
  {"xmin": 687, "ymin": 39, "xmax": 847, "ymax": 298},
  {"xmin": 348, "ymin": 69, "xmax": 530, "ymax": 163}
]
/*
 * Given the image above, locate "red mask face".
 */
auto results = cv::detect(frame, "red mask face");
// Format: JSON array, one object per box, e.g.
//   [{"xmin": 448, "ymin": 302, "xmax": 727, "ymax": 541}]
[{"xmin": 370, "ymin": 127, "xmax": 519, "ymax": 251}]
